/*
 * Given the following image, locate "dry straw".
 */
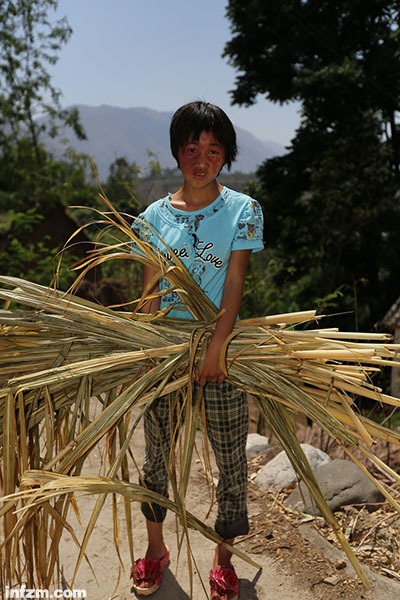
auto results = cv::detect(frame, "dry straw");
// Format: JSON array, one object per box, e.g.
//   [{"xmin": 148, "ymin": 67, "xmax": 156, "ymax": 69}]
[{"xmin": 1, "ymin": 194, "xmax": 400, "ymax": 592}]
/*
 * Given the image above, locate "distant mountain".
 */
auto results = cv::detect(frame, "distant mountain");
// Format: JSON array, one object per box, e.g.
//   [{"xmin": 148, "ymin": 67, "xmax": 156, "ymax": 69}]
[{"xmin": 42, "ymin": 105, "xmax": 285, "ymax": 179}]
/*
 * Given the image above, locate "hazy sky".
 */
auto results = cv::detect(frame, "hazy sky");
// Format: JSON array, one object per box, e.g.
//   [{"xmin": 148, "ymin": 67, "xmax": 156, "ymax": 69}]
[{"xmin": 51, "ymin": 0, "xmax": 301, "ymax": 146}]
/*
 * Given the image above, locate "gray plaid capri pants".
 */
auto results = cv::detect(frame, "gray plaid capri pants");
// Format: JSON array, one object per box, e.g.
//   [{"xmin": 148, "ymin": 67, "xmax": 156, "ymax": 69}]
[{"xmin": 141, "ymin": 381, "xmax": 249, "ymax": 539}]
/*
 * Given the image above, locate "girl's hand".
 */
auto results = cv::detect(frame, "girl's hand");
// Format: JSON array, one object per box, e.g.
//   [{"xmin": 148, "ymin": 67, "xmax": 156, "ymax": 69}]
[{"xmin": 194, "ymin": 338, "xmax": 226, "ymax": 386}]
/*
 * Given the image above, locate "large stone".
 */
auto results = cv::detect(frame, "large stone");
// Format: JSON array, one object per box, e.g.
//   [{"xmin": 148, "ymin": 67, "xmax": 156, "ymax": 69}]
[
  {"xmin": 285, "ymin": 458, "xmax": 385, "ymax": 514},
  {"xmin": 246, "ymin": 433, "xmax": 269, "ymax": 459},
  {"xmin": 254, "ymin": 443, "xmax": 330, "ymax": 490}
]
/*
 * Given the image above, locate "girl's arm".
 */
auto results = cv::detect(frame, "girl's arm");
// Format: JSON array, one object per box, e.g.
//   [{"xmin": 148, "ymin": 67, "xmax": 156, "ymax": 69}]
[
  {"xmin": 140, "ymin": 264, "xmax": 161, "ymax": 313},
  {"xmin": 195, "ymin": 249, "xmax": 251, "ymax": 386}
]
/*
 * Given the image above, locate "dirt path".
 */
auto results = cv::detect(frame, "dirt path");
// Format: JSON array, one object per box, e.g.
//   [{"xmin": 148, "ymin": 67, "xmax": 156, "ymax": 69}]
[{"xmin": 58, "ymin": 418, "xmax": 400, "ymax": 600}]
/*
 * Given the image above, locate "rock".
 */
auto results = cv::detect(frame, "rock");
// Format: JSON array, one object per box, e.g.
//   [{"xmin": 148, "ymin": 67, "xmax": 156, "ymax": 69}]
[
  {"xmin": 246, "ymin": 433, "xmax": 269, "ymax": 459},
  {"xmin": 285, "ymin": 458, "xmax": 385, "ymax": 514},
  {"xmin": 254, "ymin": 443, "xmax": 330, "ymax": 490}
]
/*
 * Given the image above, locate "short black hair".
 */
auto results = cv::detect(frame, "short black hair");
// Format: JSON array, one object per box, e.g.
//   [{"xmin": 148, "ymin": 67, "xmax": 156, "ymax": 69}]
[{"xmin": 170, "ymin": 101, "xmax": 238, "ymax": 170}]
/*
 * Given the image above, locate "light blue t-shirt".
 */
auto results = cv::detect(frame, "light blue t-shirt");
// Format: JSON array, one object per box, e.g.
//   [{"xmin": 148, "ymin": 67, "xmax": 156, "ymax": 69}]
[{"xmin": 132, "ymin": 186, "xmax": 264, "ymax": 319}]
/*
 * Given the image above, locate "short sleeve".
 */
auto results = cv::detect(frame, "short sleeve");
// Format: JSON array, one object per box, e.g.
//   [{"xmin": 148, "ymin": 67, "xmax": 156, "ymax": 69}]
[
  {"xmin": 130, "ymin": 211, "xmax": 158, "ymax": 257},
  {"xmin": 232, "ymin": 198, "xmax": 264, "ymax": 253}
]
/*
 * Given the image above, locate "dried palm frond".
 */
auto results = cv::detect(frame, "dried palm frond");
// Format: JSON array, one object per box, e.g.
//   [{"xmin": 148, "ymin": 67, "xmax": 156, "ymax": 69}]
[{"xmin": 1, "ymin": 197, "xmax": 400, "ymax": 593}]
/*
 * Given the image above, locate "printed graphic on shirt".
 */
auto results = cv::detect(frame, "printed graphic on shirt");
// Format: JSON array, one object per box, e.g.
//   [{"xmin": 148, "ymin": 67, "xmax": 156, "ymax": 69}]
[{"xmin": 162, "ymin": 236, "xmax": 224, "ymax": 299}]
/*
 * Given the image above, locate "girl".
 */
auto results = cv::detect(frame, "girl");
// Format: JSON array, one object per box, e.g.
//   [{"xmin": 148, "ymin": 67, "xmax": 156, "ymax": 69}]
[{"xmin": 131, "ymin": 101, "xmax": 264, "ymax": 600}]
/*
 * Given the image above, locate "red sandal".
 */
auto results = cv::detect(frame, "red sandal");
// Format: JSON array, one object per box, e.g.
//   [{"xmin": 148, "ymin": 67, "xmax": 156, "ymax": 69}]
[
  {"xmin": 131, "ymin": 546, "xmax": 170, "ymax": 596},
  {"xmin": 209, "ymin": 565, "xmax": 240, "ymax": 600}
]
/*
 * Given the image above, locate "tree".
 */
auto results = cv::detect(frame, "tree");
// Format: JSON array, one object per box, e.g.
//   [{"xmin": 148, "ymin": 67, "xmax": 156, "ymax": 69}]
[
  {"xmin": 103, "ymin": 156, "xmax": 141, "ymax": 214},
  {"xmin": 224, "ymin": 0, "xmax": 400, "ymax": 331},
  {"xmin": 224, "ymin": 1, "xmax": 400, "ymax": 165},
  {"xmin": 0, "ymin": 0, "xmax": 85, "ymax": 164},
  {"xmin": 0, "ymin": 0, "xmax": 91, "ymax": 288},
  {"xmin": 0, "ymin": 145, "xmax": 99, "ymax": 288}
]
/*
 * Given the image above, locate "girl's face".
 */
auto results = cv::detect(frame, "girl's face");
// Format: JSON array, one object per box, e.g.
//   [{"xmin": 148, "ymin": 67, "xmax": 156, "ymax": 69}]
[{"xmin": 178, "ymin": 131, "xmax": 226, "ymax": 188}]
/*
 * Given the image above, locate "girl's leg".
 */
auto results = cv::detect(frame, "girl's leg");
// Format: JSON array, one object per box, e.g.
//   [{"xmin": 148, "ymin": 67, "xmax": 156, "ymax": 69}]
[
  {"xmin": 202, "ymin": 381, "xmax": 249, "ymax": 546},
  {"xmin": 141, "ymin": 395, "xmax": 173, "ymax": 523},
  {"xmin": 203, "ymin": 383, "xmax": 247, "ymax": 600},
  {"xmin": 144, "ymin": 519, "xmax": 168, "ymax": 561},
  {"xmin": 214, "ymin": 537, "xmax": 234, "ymax": 568},
  {"xmin": 133, "ymin": 397, "xmax": 173, "ymax": 592}
]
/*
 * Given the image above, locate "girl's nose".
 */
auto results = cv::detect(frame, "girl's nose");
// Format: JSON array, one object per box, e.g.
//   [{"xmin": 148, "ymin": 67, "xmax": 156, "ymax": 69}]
[{"xmin": 196, "ymin": 151, "xmax": 208, "ymax": 164}]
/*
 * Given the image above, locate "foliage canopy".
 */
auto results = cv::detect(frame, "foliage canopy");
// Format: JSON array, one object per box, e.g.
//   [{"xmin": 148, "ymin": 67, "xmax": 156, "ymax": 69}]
[
  {"xmin": 0, "ymin": 0, "xmax": 94, "ymax": 288},
  {"xmin": 225, "ymin": 0, "xmax": 400, "ymax": 330}
]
